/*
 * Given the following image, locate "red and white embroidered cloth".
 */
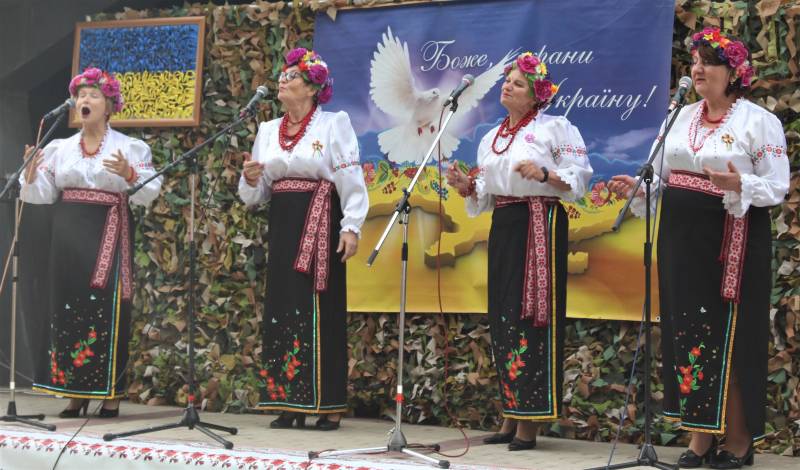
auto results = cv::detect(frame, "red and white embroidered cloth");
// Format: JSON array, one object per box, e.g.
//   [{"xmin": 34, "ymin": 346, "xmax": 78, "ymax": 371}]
[
  {"xmin": 495, "ymin": 195, "xmax": 559, "ymax": 327},
  {"xmin": 667, "ymin": 170, "xmax": 747, "ymax": 303},
  {"xmin": 273, "ymin": 178, "xmax": 334, "ymax": 292},
  {"xmin": 62, "ymin": 188, "xmax": 133, "ymax": 301}
]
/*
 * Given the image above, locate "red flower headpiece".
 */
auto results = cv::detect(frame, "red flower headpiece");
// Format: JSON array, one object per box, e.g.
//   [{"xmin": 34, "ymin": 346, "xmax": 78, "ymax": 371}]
[{"xmin": 69, "ymin": 67, "xmax": 124, "ymax": 113}]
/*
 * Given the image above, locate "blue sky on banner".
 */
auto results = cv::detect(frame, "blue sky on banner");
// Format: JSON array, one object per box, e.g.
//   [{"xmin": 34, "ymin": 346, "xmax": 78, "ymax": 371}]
[{"xmin": 314, "ymin": 0, "xmax": 674, "ymax": 182}]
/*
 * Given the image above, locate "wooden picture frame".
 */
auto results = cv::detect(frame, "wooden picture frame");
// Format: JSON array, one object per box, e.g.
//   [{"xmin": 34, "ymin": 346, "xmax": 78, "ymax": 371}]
[{"xmin": 71, "ymin": 16, "xmax": 206, "ymax": 128}]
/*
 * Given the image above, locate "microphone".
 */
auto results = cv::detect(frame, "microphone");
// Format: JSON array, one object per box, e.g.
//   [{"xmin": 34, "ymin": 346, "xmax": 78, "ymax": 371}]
[
  {"xmin": 43, "ymin": 98, "xmax": 75, "ymax": 121},
  {"xmin": 443, "ymin": 74, "xmax": 475, "ymax": 107},
  {"xmin": 240, "ymin": 86, "xmax": 269, "ymax": 117},
  {"xmin": 667, "ymin": 76, "xmax": 692, "ymax": 113}
]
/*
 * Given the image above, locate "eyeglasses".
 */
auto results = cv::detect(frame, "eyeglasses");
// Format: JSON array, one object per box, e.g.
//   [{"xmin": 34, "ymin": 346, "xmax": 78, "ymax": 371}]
[{"xmin": 279, "ymin": 71, "xmax": 302, "ymax": 83}]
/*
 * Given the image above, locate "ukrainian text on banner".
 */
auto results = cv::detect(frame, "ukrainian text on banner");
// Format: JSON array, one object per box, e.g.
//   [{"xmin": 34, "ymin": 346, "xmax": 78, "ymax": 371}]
[{"xmin": 314, "ymin": 0, "xmax": 674, "ymax": 319}]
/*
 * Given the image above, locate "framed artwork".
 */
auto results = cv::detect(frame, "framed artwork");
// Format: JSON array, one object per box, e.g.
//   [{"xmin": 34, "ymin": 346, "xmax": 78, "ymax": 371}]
[{"xmin": 71, "ymin": 16, "xmax": 206, "ymax": 127}]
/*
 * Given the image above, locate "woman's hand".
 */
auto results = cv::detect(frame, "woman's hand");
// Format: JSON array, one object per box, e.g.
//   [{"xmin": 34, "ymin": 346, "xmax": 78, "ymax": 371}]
[
  {"xmin": 242, "ymin": 152, "xmax": 264, "ymax": 187},
  {"xmin": 103, "ymin": 150, "xmax": 134, "ymax": 181},
  {"xmin": 703, "ymin": 162, "xmax": 741, "ymax": 193},
  {"xmin": 337, "ymin": 231, "xmax": 358, "ymax": 262},
  {"xmin": 23, "ymin": 145, "xmax": 45, "ymax": 184},
  {"xmin": 514, "ymin": 160, "xmax": 545, "ymax": 181},
  {"xmin": 445, "ymin": 164, "xmax": 471, "ymax": 194},
  {"xmin": 608, "ymin": 175, "xmax": 644, "ymax": 198}
]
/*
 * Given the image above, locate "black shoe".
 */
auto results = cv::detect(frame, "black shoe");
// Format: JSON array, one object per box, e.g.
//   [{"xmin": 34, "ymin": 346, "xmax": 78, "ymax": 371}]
[
  {"xmin": 483, "ymin": 431, "xmax": 515, "ymax": 444},
  {"xmin": 508, "ymin": 437, "xmax": 536, "ymax": 451},
  {"xmin": 709, "ymin": 443, "xmax": 754, "ymax": 469},
  {"xmin": 678, "ymin": 438, "xmax": 718, "ymax": 468},
  {"xmin": 314, "ymin": 415, "xmax": 341, "ymax": 431},
  {"xmin": 58, "ymin": 400, "xmax": 89, "ymax": 418},
  {"xmin": 97, "ymin": 406, "xmax": 119, "ymax": 418},
  {"xmin": 270, "ymin": 412, "xmax": 306, "ymax": 429}
]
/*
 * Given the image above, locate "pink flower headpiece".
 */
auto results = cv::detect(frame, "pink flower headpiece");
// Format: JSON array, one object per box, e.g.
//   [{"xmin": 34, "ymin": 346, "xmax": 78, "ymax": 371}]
[
  {"xmin": 690, "ymin": 27, "xmax": 755, "ymax": 88},
  {"xmin": 284, "ymin": 47, "xmax": 334, "ymax": 104},
  {"xmin": 504, "ymin": 51, "xmax": 559, "ymax": 105},
  {"xmin": 68, "ymin": 67, "xmax": 124, "ymax": 113}
]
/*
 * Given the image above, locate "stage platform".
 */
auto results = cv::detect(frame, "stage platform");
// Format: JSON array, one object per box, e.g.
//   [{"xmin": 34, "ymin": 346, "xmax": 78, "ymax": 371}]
[{"xmin": 1, "ymin": 391, "xmax": 796, "ymax": 470}]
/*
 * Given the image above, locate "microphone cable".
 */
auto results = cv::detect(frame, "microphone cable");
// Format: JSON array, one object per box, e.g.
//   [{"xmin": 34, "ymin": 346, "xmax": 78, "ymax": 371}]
[
  {"xmin": 50, "ymin": 353, "xmax": 134, "ymax": 470},
  {"xmin": 0, "ymin": 119, "xmax": 44, "ymax": 300}
]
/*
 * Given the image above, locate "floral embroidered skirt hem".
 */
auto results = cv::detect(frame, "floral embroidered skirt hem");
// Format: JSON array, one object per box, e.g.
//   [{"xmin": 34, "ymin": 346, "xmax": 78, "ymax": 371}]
[
  {"xmin": 658, "ymin": 187, "xmax": 770, "ymax": 442},
  {"xmin": 31, "ymin": 199, "xmax": 131, "ymax": 400},
  {"xmin": 487, "ymin": 202, "xmax": 566, "ymax": 421},
  {"xmin": 255, "ymin": 189, "xmax": 347, "ymax": 415}
]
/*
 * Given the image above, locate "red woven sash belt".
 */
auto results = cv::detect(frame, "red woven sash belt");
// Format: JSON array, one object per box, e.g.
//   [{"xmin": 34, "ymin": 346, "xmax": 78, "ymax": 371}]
[
  {"xmin": 667, "ymin": 170, "xmax": 747, "ymax": 303},
  {"xmin": 273, "ymin": 178, "xmax": 334, "ymax": 292},
  {"xmin": 495, "ymin": 195, "xmax": 560, "ymax": 327},
  {"xmin": 61, "ymin": 188, "xmax": 133, "ymax": 301}
]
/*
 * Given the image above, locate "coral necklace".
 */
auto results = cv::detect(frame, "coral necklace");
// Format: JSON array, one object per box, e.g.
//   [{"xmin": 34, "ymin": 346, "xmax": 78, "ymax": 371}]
[
  {"xmin": 702, "ymin": 102, "xmax": 724, "ymax": 124},
  {"xmin": 688, "ymin": 101, "xmax": 732, "ymax": 154},
  {"xmin": 279, "ymin": 105, "xmax": 317, "ymax": 152},
  {"xmin": 80, "ymin": 129, "xmax": 107, "ymax": 158},
  {"xmin": 491, "ymin": 109, "xmax": 537, "ymax": 155}
]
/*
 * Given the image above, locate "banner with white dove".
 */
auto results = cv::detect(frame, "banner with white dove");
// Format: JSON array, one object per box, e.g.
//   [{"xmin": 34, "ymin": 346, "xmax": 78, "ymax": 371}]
[{"xmin": 314, "ymin": 0, "xmax": 674, "ymax": 319}]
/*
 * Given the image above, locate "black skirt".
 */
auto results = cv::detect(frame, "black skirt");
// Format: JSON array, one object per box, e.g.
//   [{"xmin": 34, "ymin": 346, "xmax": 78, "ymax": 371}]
[
  {"xmin": 31, "ymin": 199, "xmax": 132, "ymax": 399},
  {"xmin": 658, "ymin": 186, "xmax": 770, "ymax": 442},
  {"xmin": 256, "ymin": 190, "xmax": 347, "ymax": 414},
  {"xmin": 487, "ymin": 201, "xmax": 567, "ymax": 420}
]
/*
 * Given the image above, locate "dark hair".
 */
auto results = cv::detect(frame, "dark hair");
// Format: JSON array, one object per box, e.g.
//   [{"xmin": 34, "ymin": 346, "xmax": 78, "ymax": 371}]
[{"xmin": 694, "ymin": 44, "xmax": 747, "ymax": 98}]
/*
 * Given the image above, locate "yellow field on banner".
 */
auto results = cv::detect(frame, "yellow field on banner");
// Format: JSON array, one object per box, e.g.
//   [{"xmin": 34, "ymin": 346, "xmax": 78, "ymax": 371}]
[{"xmin": 347, "ymin": 167, "xmax": 657, "ymax": 319}]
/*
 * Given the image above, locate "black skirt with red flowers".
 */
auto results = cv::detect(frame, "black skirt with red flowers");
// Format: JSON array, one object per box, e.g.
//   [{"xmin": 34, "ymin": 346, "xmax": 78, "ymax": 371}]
[
  {"xmin": 487, "ymin": 201, "xmax": 567, "ymax": 420},
  {"xmin": 31, "ymin": 199, "xmax": 131, "ymax": 400},
  {"xmin": 255, "ymin": 189, "xmax": 347, "ymax": 415},
  {"xmin": 658, "ymin": 185, "xmax": 770, "ymax": 442}
]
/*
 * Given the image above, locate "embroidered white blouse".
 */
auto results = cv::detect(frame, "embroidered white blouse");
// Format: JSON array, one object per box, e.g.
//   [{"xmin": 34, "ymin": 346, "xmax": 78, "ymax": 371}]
[
  {"xmin": 238, "ymin": 108, "xmax": 369, "ymax": 235},
  {"xmin": 19, "ymin": 126, "xmax": 162, "ymax": 207},
  {"xmin": 466, "ymin": 114, "xmax": 594, "ymax": 217},
  {"xmin": 633, "ymin": 98, "xmax": 789, "ymax": 218}
]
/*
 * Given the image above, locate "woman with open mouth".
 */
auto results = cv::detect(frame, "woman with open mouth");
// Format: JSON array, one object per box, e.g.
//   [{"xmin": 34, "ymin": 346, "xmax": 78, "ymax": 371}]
[{"xmin": 19, "ymin": 67, "xmax": 162, "ymax": 419}]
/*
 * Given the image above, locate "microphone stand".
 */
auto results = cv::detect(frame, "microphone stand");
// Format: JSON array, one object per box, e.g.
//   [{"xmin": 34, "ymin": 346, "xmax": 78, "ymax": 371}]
[
  {"xmin": 309, "ymin": 103, "xmax": 462, "ymax": 469},
  {"xmin": 101, "ymin": 109, "xmax": 257, "ymax": 449},
  {"xmin": 0, "ymin": 113, "xmax": 67, "ymax": 431},
  {"xmin": 586, "ymin": 103, "xmax": 686, "ymax": 470}
]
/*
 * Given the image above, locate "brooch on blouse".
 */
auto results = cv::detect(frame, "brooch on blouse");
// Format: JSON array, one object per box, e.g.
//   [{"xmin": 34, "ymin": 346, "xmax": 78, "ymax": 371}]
[
  {"xmin": 524, "ymin": 133, "xmax": 535, "ymax": 144},
  {"xmin": 721, "ymin": 134, "xmax": 734, "ymax": 151},
  {"xmin": 312, "ymin": 140, "xmax": 324, "ymax": 158}
]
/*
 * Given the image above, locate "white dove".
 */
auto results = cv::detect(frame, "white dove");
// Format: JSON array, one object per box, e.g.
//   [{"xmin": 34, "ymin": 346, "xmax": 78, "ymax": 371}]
[{"xmin": 370, "ymin": 26, "xmax": 518, "ymax": 164}]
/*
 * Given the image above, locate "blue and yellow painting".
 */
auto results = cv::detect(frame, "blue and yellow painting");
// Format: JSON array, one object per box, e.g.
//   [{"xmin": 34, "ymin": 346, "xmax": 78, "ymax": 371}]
[{"xmin": 75, "ymin": 18, "xmax": 204, "ymax": 124}]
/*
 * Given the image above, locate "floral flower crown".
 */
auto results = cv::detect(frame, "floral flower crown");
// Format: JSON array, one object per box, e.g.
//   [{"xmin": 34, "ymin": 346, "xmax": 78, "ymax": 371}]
[
  {"xmin": 503, "ymin": 51, "xmax": 559, "ymax": 105},
  {"xmin": 284, "ymin": 47, "xmax": 334, "ymax": 104},
  {"xmin": 690, "ymin": 27, "xmax": 755, "ymax": 88},
  {"xmin": 68, "ymin": 67, "xmax": 124, "ymax": 113}
]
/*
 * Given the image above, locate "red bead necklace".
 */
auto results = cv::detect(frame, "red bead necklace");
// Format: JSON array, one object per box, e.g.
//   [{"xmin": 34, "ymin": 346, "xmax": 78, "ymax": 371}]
[
  {"xmin": 279, "ymin": 105, "xmax": 317, "ymax": 152},
  {"xmin": 702, "ymin": 102, "xmax": 724, "ymax": 124},
  {"xmin": 491, "ymin": 109, "xmax": 537, "ymax": 155},
  {"xmin": 688, "ymin": 101, "xmax": 732, "ymax": 154},
  {"xmin": 79, "ymin": 130, "xmax": 107, "ymax": 158}
]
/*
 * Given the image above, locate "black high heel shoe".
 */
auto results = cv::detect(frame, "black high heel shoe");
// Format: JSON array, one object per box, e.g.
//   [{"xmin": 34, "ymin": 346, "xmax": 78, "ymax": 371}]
[
  {"xmin": 483, "ymin": 430, "xmax": 515, "ymax": 444},
  {"xmin": 507, "ymin": 436, "xmax": 536, "ymax": 451},
  {"xmin": 97, "ymin": 404, "xmax": 120, "ymax": 418},
  {"xmin": 709, "ymin": 442, "xmax": 754, "ymax": 469},
  {"xmin": 314, "ymin": 415, "xmax": 341, "ymax": 431},
  {"xmin": 58, "ymin": 399, "xmax": 89, "ymax": 418},
  {"xmin": 678, "ymin": 436, "xmax": 718, "ymax": 468},
  {"xmin": 270, "ymin": 412, "xmax": 306, "ymax": 429}
]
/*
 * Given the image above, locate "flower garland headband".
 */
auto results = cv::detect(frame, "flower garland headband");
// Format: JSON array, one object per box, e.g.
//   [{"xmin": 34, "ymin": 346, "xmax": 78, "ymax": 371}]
[
  {"xmin": 68, "ymin": 67, "xmax": 124, "ymax": 113},
  {"xmin": 690, "ymin": 27, "xmax": 755, "ymax": 88},
  {"xmin": 284, "ymin": 47, "xmax": 334, "ymax": 104},
  {"xmin": 503, "ymin": 51, "xmax": 559, "ymax": 105}
]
